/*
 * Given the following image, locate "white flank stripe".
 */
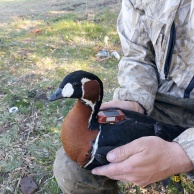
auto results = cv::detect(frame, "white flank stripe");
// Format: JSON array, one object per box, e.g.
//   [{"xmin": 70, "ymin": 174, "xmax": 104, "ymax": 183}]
[{"xmin": 84, "ymin": 127, "xmax": 101, "ymax": 168}]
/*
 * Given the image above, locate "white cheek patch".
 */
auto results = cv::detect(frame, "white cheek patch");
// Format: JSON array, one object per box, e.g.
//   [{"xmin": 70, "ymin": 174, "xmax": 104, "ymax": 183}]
[{"xmin": 62, "ymin": 83, "xmax": 74, "ymax": 97}]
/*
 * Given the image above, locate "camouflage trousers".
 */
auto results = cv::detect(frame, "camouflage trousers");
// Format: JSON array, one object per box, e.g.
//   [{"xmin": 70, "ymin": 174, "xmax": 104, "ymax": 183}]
[{"xmin": 53, "ymin": 93, "xmax": 194, "ymax": 194}]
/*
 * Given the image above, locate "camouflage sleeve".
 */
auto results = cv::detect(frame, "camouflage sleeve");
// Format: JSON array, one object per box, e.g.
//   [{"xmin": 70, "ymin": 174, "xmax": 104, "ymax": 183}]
[
  {"xmin": 113, "ymin": 0, "xmax": 158, "ymax": 114},
  {"xmin": 173, "ymin": 128, "xmax": 194, "ymax": 166}
]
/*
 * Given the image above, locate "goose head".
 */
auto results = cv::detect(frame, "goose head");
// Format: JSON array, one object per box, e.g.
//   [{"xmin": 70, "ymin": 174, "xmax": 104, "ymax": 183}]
[{"xmin": 49, "ymin": 70, "xmax": 103, "ymax": 129}]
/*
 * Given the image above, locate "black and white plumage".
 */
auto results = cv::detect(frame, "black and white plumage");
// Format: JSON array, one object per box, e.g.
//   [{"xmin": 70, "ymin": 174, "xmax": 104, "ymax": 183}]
[{"xmin": 49, "ymin": 70, "xmax": 186, "ymax": 170}]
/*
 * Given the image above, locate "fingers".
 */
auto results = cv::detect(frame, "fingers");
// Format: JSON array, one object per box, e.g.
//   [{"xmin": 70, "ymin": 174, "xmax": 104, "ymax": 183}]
[
  {"xmin": 107, "ymin": 145, "xmax": 128, "ymax": 163},
  {"xmin": 92, "ymin": 140, "xmax": 145, "ymax": 176},
  {"xmin": 92, "ymin": 161, "xmax": 128, "ymax": 177},
  {"xmin": 92, "ymin": 162, "xmax": 150, "ymax": 187},
  {"xmin": 100, "ymin": 100, "xmax": 145, "ymax": 113},
  {"xmin": 92, "ymin": 137, "xmax": 185, "ymax": 187},
  {"xmin": 107, "ymin": 139, "xmax": 145, "ymax": 163}
]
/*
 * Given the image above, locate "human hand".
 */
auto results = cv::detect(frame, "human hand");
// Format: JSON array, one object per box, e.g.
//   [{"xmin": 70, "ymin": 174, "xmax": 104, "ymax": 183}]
[
  {"xmin": 101, "ymin": 100, "xmax": 145, "ymax": 114},
  {"xmin": 92, "ymin": 136, "xmax": 193, "ymax": 186}
]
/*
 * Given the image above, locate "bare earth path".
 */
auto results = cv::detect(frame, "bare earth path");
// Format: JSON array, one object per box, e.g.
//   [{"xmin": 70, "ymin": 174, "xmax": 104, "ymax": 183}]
[
  {"xmin": 0, "ymin": 0, "xmax": 120, "ymax": 29},
  {"xmin": 0, "ymin": 0, "xmax": 73, "ymax": 22}
]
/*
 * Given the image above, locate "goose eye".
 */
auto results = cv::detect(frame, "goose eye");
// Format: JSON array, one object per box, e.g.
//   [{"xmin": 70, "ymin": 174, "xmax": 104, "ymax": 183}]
[{"xmin": 73, "ymin": 82, "xmax": 81, "ymax": 87}]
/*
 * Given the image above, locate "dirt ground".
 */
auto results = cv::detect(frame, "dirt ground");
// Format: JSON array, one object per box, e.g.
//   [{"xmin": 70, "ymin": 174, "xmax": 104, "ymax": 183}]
[
  {"xmin": 0, "ymin": 0, "xmax": 121, "ymax": 26},
  {"xmin": 0, "ymin": 0, "xmax": 80, "ymax": 20}
]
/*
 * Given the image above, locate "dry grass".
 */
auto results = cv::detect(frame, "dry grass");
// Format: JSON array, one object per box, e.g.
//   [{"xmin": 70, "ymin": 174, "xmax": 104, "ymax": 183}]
[
  {"xmin": 0, "ymin": 1, "xmax": 121, "ymax": 193},
  {"xmin": 0, "ymin": 0, "xmax": 194, "ymax": 194}
]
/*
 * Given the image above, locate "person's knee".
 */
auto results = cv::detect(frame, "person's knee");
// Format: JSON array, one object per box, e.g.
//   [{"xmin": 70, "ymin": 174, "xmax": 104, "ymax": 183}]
[
  {"xmin": 53, "ymin": 147, "xmax": 91, "ymax": 182},
  {"xmin": 53, "ymin": 147, "xmax": 83, "ymax": 193},
  {"xmin": 53, "ymin": 147, "xmax": 75, "ymax": 184},
  {"xmin": 53, "ymin": 147, "xmax": 118, "ymax": 194}
]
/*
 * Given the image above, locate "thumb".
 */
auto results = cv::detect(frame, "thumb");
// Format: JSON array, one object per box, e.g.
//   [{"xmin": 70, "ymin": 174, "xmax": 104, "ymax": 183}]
[{"xmin": 107, "ymin": 139, "xmax": 143, "ymax": 163}]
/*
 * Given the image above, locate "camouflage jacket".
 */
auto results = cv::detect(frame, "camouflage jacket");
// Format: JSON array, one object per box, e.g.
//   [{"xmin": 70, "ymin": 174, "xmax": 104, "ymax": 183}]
[{"xmin": 114, "ymin": 0, "xmax": 194, "ymax": 168}]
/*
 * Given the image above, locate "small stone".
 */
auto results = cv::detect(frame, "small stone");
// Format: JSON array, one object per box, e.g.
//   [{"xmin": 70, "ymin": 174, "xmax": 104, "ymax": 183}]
[{"xmin": 20, "ymin": 176, "xmax": 38, "ymax": 194}]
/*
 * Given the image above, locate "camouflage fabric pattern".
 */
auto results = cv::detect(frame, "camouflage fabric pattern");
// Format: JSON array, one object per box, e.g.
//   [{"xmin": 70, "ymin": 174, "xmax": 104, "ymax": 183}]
[
  {"xmin": 174, "ymin": 128, "xmax": 194, "ymax": 179},
  {"xmin": 53, "ymin": 147, "xmax": 118, "ymax": 194},
  {"xmin": 53, "ymin": 94, "xmax": 194, "ymax": 194},
  {"xmin": 150, "ymin": 93, "xmax": 194, "ymax": 128},
  {"xmin": 114, "ymin": 0, "xmax": 194, "ymax": 114},
  {"xmin": 114, "ymin": 0, "xmax": 194, "ymax": 169},
  {"xmin": 150, "ymin": 93, "xmax": 194, "ymax": 179}
]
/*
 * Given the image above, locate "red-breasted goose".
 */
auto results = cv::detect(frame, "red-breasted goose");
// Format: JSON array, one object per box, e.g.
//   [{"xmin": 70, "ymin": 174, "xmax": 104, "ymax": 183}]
[{"xmin": 49, "ymin": 70, "xmax": 186, "ymax": 170}]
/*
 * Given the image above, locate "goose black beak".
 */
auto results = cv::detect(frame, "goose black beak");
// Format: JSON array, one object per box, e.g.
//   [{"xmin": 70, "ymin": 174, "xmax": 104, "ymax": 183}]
[{"xmin": 49, "ymin": 88, "xmax": 63, "ymax": 101}]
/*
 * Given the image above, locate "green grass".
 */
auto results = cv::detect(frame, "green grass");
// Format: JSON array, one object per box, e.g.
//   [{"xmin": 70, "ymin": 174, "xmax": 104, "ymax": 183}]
[
  {"xmin": 0, "ymin": 2, "xmax": 194, "ymax": 194},
  {"xmin": 0, "ymin": 4, "xmax": 120, "ymax": 194}
]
